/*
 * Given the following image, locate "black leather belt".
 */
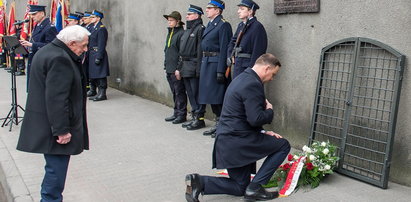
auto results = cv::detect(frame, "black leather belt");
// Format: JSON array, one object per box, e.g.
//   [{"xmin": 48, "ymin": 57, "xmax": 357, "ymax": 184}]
[
  {"xmin": 236, "ymin": 53, "xmax": 252, "ymax": 58},
  {"xmin": 181, "ymin": 57, "xmax": 195, "ymax": 61},
  {"xmin": 203, "ymin": 52, "xmax": 219, "ymax": 57}
]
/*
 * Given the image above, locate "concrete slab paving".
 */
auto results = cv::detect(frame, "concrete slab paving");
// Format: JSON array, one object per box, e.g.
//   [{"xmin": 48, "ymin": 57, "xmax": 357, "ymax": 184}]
[{"xmin": 1, "ymin": 69, "xmax": 411, "ymax": 202}]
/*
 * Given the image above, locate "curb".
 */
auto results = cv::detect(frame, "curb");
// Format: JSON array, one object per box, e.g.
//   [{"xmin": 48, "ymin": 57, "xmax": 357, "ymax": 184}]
[{"xmin": 0, "ymin": 138, "xmax": 33, "ymax": 202}]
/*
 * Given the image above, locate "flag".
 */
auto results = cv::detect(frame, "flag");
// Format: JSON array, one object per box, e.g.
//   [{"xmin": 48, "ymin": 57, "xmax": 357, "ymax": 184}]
[
  {"xmin": 50, "ymin": 0, "xmax": 57, "ymax": 23},
  {"xmin": 0, "ymin": 0, "xmax": 6, "ymax": 53},
  {"xmin": 54, "ymin": 0, "xmax": 70, "ymax": 31},
  {"xmin": 7, "ymin": 0, "xmax": 16, "ymax": 36},
  {"xmin": 21, "ymin": 0, "xmax": 38, "ymax": 40}
]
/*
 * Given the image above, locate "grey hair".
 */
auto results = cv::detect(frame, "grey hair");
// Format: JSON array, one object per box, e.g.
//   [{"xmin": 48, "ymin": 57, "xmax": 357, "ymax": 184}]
[{"xmin": 56, "ymin": 25, "xmax": 91, "ymax": 43}]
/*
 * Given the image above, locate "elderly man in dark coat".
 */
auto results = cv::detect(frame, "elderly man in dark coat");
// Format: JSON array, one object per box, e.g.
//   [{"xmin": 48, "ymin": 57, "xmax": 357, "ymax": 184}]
[
  {"xmin": 17, "ymin": 25, "xmax": 90, "ymax": 202},
  {"xmin": 185, "ymin": 53, "xmax": 290, "ymax": 202}
]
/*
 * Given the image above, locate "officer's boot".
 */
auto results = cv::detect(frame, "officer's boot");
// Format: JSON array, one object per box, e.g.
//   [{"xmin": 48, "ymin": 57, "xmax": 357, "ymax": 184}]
[
  {"xmin": 93, "ymin": 87, "xmax": 107, "ymax": 101},
  {"xmin": 87, "ymin": 83, "xmax": 97, "ymax": 97},
  {"xmin": 203, "ymin": 117, "xmax": 219, "ymax": 137},
  {"xmin": 182, "ymin": 112, "xmax": 195, "ymax": 128},
  {"xmin": 186, "ymin": 114, "xmax": 205, "ymax": 130}
]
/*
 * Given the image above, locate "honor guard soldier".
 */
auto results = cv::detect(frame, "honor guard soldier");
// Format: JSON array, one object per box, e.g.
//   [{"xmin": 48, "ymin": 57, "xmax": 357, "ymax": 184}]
[
  {"xmin": 228, "ymin": 0, "xmax": 267, "ymax": 79},
  {"xmin": 20, "ymin": 5, "xmax": 58, "ymax": 88},
  {"xmin": 163, "ymin": 11, "xmax": 187, "ymax": 124},
  {"xmin": 66, "ymin": 13, "xmax": 81, "ymax": 26},
  {"xmin": 14, "ymin": 21, "xmax": 27, "ymax": 76},
  {"xmin": 179, "ymin": 5, "xmax": 206, "ymax": 130},
  {"xmin": 197, "ymin": 0, "xmax": 232, "ymax": 137},
  {"xmin": 83, "ymin": 11, "xmax": 94, "ymax": 31},
  {"xmin": 87, "ymin": 10, "xmax": 110, "ymax": 101},
  {"xmin": 75, "ymin": 11, "xmax": 85, "ymax": 26}
]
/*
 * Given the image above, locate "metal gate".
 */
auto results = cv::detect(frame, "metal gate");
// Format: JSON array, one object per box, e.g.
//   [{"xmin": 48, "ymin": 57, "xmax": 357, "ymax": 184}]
[{"xmin": 309, "ymin": 37, "xmax": 405, "ymax": 188}]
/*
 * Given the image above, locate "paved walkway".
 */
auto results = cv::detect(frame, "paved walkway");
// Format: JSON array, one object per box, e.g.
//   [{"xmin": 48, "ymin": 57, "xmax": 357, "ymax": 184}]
[{"xmin": 1, "ymin": 69, "xmax": 411, "ymax": 202}]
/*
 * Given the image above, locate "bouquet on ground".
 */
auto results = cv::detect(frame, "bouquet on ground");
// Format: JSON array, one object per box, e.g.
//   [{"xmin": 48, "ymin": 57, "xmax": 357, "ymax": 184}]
[{"xmin": 266, "ymin": 141, "xmax": 339, "ymax": 194}]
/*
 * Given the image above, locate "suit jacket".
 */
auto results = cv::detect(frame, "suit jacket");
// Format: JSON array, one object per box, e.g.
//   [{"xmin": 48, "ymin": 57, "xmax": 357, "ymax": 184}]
[
  {"xmin": 199, "ymin": 15, "xmax": 232, "ymax": 104},
  {"xmin": 17, "ymin": 39, "xmax": 89, "ymax": 155},
  {"xmin": 213, "ymin": 68, "xmax": 277, "ymax": 169},
  {"xmin": 88, "ymin": 21, "xmax": 110, "ymax": 79},
  {"xmin": 227, "ymin": 17, "xmax": 267, "ymax": 78}
]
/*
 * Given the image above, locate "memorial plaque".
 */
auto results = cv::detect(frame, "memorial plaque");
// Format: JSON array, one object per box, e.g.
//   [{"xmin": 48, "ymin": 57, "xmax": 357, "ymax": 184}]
[{"xmin": 274, "ymin": 0, "xmax": 320, "ymax": 14}]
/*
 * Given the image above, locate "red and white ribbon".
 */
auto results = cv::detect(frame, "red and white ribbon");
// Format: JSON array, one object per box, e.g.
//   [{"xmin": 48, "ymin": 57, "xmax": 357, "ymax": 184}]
[{"xmin": 279, "ymin": 156, "xmax": 306, "ymax": 197}]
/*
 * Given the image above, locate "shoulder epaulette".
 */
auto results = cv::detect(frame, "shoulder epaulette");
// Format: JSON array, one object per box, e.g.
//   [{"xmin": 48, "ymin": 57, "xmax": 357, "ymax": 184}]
[
  {"xmin": 100, "ymin": 25, "xmax": 105, "ymax": 28},
  {"xmin": 221, "ymin": 18, "xmax": 227, "ymax": 23}
]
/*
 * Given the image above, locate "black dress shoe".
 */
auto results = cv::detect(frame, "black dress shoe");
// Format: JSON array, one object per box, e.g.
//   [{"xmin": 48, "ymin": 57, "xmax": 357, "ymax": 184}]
[
  {"xmin": 186, "ymin": 120, "xmax": 205, "ymax": 130},
  {"xmin": 182, "ymin": 120, "xmax": 194, "ymax": 128},
  {"xmin": 244, "ymin": 184, "xmax": 279, "ymax": 201},
  {"xmin": 185, "ymin": 173, "xmax": 203, "ymax": 202},
  {"xmin": 203, "ymin": 126, "xmax": 216, "ymax": 136},
  {"xmin": 172, "ymin": 116, "xmax": 186, "ymax": 124},
  {"xmin": 165, "ymin": 115, "xmax": 176, "ymax": 122}
]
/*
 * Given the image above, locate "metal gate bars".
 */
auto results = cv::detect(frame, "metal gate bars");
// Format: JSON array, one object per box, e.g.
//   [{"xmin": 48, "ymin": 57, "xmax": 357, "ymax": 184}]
[{"xmin": 310, "ymin": 37, "xmax": 405, "ymax": 188}]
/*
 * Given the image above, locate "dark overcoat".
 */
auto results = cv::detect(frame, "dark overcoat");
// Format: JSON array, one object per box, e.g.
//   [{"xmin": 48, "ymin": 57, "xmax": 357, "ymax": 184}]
[
  {"xmin": 88, "ymin": 21, "xmax": 109, "ymax": 79},
  {"xmin": 27, "ymin": 18, "xmax": 58, "ymax": 83},
  {"xmin": 213, "ymin": 68, "xmax": 280, "ymax": 169},
  {"xmin": 17, "ymin": 39, "xmax": 89, "ymax": 155},
  {"xmin": 227, "ymin": 17, "xmax": 267, "ymax": 79},
  {"xmin": 199, "ymin": 15, "xmax": 232, "ymax": 104}
]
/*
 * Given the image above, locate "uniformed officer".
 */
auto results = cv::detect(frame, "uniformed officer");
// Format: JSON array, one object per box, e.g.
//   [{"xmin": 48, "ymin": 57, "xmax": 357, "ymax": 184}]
[
  {"xmin": 88, "ymin": 10, "xmax": 110, "ymax": 101},
  {"xmin": 185, "ymin": 54, "xmax": 290, "ymax": 201},
  {"xmin": 20, "ymin": 5, "xmax": 58, "ymax": 88},
  {"xmin": 75, "ymin": 11, "xmax": 85, "ymax": 26},
  {"xmin": 66, "ymin": 13, "xmax": 82, "ymax": 26},
  {"xmin": 178, "ymin": 5, "xmax": 206, "ymax": 130},
  {"xmin": 163, "ymin": 11, "xmax": 187, "ymax": 124},
  {"xmin": 197, "ymin": 0, "xmax": 232, "ymax": 137},
  {"xmin": 83, "ymin": 11, "xmax": 94, "ymax": 31},
  {"xmin": 228, "ymin": 0, "xmax": 267, "ymax": 79}
]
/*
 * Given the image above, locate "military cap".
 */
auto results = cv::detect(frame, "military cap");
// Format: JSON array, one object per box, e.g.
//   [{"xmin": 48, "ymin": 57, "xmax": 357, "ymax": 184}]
[
  {"xmin": 67, "ymin": 13, "xmax": 81, "ymax": 21},
  {"xmin": 75, "ymin": 11, "xmax": 85, "ymax": 18},
  {"xmin": 206, "ymin": 0, "xmax": 225, "ymax": 10},
  {"xmin": 237, "ymin": 0, "xmax": 260, "ymax": 10},
  {"xmin": 91, "ymin": 10, "xmax": 104, "ymax": 19},
  {"xmin": 84, "ymin": 11, "xmax": 92, "ymax": 17},
  {"xmin": 187, "ymin": 4, "xmax": 204, "ymax": 15},
  {"xmin": 28, "ymin": 5, "xmax": 46, "ymax": 14}
]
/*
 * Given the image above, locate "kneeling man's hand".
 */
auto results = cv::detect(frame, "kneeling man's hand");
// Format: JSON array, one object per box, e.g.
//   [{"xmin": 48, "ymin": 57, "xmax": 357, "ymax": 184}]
[{"xmin": 265, "ymin": 131, "xmax": 283, "ymax": 139}]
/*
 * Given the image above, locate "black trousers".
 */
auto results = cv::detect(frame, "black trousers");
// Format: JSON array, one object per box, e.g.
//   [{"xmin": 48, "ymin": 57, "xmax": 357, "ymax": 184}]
[
  {"xmin": 167, "ymin": 73, "xmax": 187, "ymax": 117},
  {"xmin": 201, "ymin": 138, "xmax": 290, "ymax": 196},
  {"xmin": 90, "ymin": 77, "xmax": 107, "ymax": 89},
  {"xmin": 183, "ymin": 77, "xmax": 205, "ymax": 116}
]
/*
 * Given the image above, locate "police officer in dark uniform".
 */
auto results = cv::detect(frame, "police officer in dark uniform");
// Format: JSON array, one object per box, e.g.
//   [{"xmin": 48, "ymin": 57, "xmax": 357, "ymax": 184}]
[
  {"xmin": 88, "ymin": 10, "xmax": 109, "ymax": 101},
  {"xmin": 185, "ymin": 54, "xmax": 290, "ymax": 202},
  {"xmin": 198, "ymin": 0, "xmax": 232, "ymax": 137},
  {"xmin": 179, "ymin": 5, "xmax": 206, "ymax": 130},
  {"xmin": 228, "ymin": 0, "xmax": 267, "ymax": 79},
  {"xmin": 75, "ymin": 11, "xmax": 85, "ymax": 26},
  {"xmin": 20, "ymin": 5, "xmax": 58, "ymax": 88},
  {"xmin": 66, "ymin": 13, "xmax": 82, "ymax": 26}
]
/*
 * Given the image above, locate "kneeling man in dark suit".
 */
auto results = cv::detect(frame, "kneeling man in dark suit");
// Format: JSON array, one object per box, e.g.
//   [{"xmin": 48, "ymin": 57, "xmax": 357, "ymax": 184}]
[
  {"xmin": 185, "ymin": 53, "xmax": 290, "ymax": 201},
  {"xmin": 17, "ymin": 25, "xmax": 91, "ymax": 202}
]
